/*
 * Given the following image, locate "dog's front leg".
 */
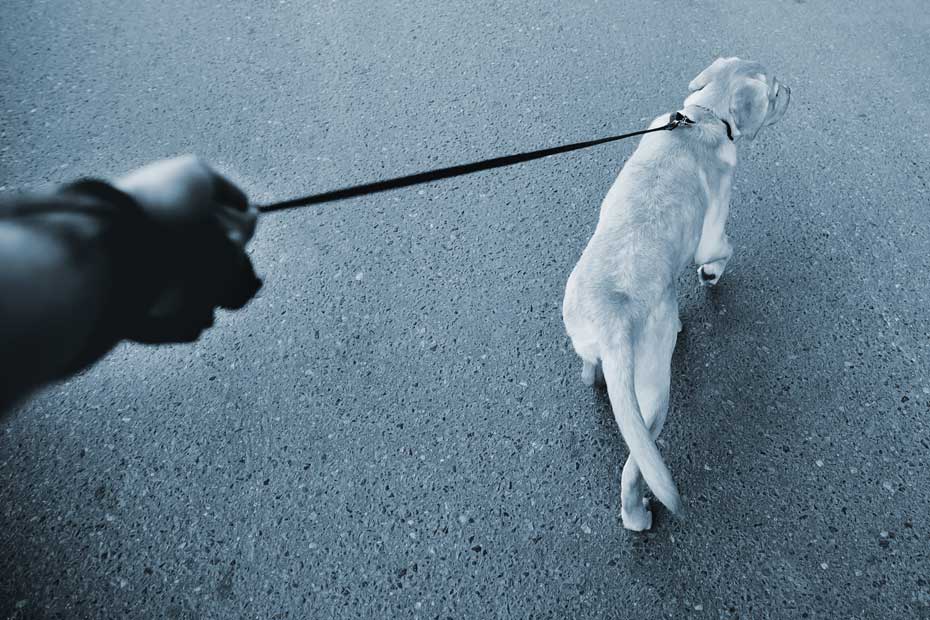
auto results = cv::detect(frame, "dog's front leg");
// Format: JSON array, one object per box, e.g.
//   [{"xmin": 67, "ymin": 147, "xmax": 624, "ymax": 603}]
[
  {"xmin": 695, "ymin": 231, "xmax": 732, "ymax": 286},
  {"xmin": 694, "ymin": 176, "xmax": 733, "ymax": 286}
]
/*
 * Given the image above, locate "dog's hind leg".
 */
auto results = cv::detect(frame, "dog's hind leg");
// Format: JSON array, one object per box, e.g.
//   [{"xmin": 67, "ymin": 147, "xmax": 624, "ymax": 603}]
[
  {"xmin": 570, "ymin": 328, "xmax": 605, "ymax": 388},
  {"xmin": 594, "ymin": 361, "xmax": 605, "ymax": 387},
  {"xmin": 581, "ymin": 358, "xmax": 606, "ymax": 388},
  {"xmin": 581, "ymin": 359, "xmax": 597, "ymax": 386},
  {"xmin": 620, "ymin": 293, "xmax": 679, "ymax": 531},
  {"xmin": 620, "ymin": 458, "xmax": 652, "ymax": 530}
]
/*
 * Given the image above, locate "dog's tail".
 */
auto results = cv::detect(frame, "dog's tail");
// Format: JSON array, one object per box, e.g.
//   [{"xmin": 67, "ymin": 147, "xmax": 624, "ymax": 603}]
[{"xmin": 600, "ymin": 321, "xmax": 683, "ymax": 515}]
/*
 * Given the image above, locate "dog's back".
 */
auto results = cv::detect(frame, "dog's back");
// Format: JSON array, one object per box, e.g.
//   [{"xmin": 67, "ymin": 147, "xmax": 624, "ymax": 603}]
[{"xmin": 564, "ymin": 119, "xmax": 712, "ymax": 341}]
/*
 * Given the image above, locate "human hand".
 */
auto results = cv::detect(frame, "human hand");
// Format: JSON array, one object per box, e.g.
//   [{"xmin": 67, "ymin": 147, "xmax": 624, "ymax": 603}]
[{"xmin": 114, "ymin": 155, "xmax": 261, "ymax": 343}]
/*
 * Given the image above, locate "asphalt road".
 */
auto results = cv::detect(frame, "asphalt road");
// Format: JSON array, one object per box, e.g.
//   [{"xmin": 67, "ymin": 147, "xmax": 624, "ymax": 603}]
[{"xmin": 2, "ymin": 1, "xmax": 930, "ymax": 618}]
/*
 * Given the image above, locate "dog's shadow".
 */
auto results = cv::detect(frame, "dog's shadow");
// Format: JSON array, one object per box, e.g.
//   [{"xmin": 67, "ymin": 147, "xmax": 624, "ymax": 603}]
[{"xmin": 673, "ymin": 270, "xmax": 807, "ymax": 519}]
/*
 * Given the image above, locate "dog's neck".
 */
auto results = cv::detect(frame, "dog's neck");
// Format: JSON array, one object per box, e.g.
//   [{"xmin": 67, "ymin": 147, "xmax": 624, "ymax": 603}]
[{"xmin": 680, "ymin": 104, "xmax": 734, "ymax": 143}]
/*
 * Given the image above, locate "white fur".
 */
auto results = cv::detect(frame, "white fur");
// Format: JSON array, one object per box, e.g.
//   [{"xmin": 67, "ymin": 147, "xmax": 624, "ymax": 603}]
[
  {"xmin": 562, "ymin": 57, "xmax": 790, "ymax": 530},
  {"xmin": 717, "ymin": 142, "xmax": 737, "ymax": 167}
]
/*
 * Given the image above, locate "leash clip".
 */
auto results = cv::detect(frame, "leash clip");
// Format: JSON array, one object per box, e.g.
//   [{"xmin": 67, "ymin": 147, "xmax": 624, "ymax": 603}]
[{"xmin": 668, "ymin": 111, "xmax": 694, "ymax": 130}]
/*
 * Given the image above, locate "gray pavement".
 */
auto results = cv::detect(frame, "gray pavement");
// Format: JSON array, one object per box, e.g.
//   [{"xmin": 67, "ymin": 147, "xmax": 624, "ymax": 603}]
[{"xmin": 2, "ymin": 0, "xmax": 930, "ymax": 618}]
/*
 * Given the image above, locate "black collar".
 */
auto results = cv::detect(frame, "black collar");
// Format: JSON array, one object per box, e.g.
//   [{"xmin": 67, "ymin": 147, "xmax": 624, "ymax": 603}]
[
  {"xmin": 721, "ymin": 119, "xmax": 734, "ymax": 141},
  {"xmin": 685, "ymin": 106, "xmax": 734, "ymax": 141}
]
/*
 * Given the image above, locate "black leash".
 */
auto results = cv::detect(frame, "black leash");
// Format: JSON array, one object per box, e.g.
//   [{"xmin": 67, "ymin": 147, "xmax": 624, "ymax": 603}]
[{"xmin": 256, "ymin": 113, "xmax": 693, "ymax": 214}]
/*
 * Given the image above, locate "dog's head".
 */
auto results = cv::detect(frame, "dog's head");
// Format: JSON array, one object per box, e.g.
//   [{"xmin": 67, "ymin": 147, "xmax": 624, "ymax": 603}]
[{"xmin": 684, "ymin": 57, "xmax": 790, "ymax": 141}]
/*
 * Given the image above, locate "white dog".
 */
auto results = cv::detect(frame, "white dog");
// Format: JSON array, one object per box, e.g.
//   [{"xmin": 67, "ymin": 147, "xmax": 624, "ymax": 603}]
[{"xmin": 562, "ymin": 57, "xmax": 790, "ymax": 530}]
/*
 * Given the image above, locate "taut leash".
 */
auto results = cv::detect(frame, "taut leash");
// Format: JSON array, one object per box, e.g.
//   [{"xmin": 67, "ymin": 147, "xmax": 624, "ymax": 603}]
[{"xmin": 256, "ymin": 112, "xmax": 694, "ymax": 214}]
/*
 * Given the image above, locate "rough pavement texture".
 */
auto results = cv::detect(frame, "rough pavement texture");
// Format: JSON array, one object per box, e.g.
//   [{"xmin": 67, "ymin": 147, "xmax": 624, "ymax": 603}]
[{"xmin": 2, "ymin": 1, "xmax": 930, "ymax": 618}]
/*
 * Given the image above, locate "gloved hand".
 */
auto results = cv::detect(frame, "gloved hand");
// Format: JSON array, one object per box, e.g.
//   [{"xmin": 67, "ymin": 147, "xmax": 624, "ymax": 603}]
[{"xmin": 113, "ymin": 155, "xmax": 262, "ymax": 343}]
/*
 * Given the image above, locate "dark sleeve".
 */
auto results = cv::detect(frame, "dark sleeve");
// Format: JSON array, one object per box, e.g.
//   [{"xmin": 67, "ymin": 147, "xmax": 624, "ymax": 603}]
[{"xmin": 0, "ymin": 181, "xmax": 161, "ymax": 409}]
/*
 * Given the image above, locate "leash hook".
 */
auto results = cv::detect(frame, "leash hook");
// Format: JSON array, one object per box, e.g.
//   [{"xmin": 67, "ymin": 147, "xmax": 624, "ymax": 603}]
[{"xmin": 667, "ymin": 111, "xmax": 694, "ymax": 131}]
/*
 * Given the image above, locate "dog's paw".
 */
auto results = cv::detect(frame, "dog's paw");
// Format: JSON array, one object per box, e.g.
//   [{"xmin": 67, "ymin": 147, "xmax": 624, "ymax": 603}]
[
  {"xmin": 621, "ymin": 498, "xmax": 653, "ymax": 531},
  {"xmin": 698, "ymin": 264, "xmax": 721, "ymax": 287}
]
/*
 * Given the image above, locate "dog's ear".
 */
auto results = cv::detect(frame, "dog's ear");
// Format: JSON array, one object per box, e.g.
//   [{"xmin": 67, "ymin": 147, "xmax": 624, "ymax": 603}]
[
  {"xmin": 688, "ymin": 57, "xmax": 736, "ymax": 92},
  {"xmin": 727, "ymin": 78, "xmax": 770, "ymax": 141}
]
